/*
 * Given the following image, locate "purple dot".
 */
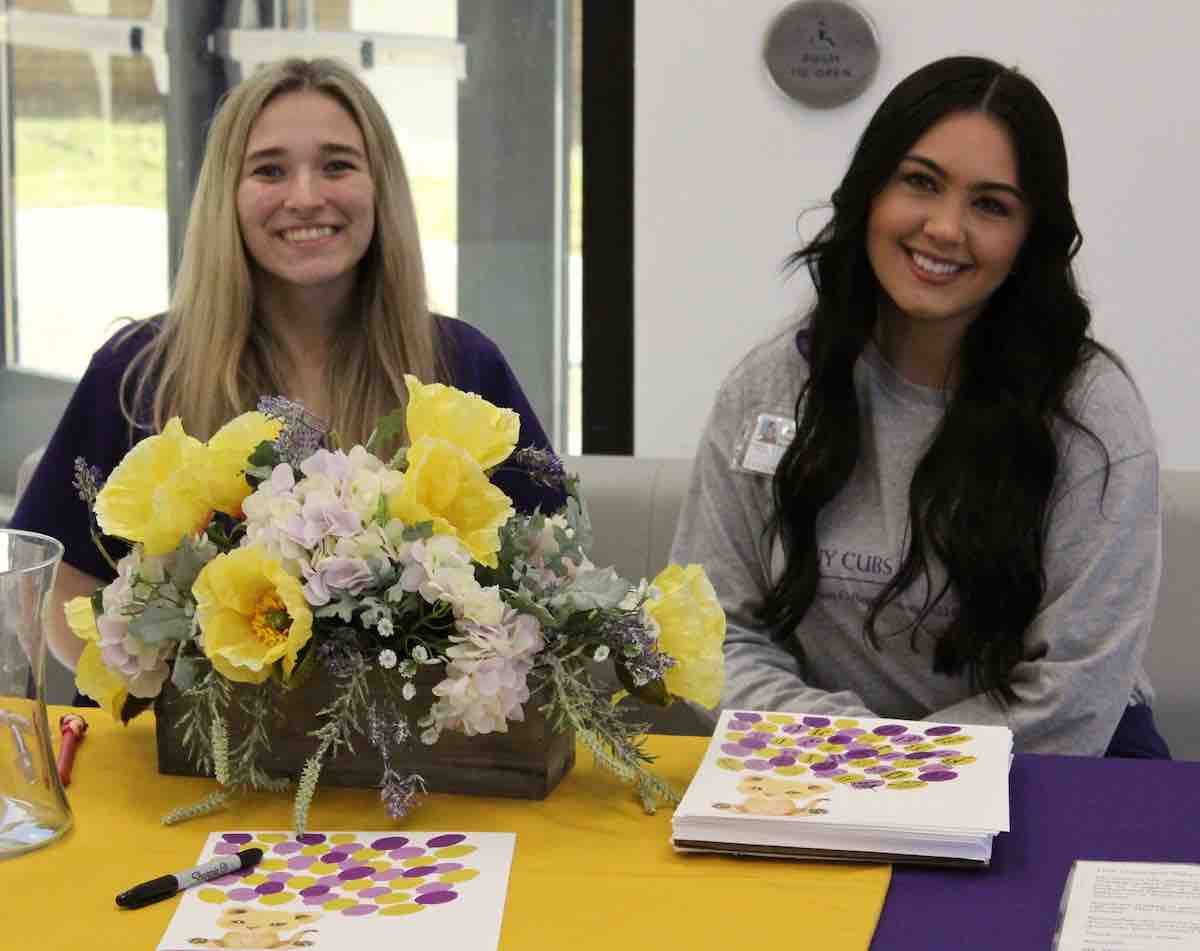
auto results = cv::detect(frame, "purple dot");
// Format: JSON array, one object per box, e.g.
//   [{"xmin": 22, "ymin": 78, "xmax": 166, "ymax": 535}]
[
  {"xmin": 925, "ymin": 725, "xmax": 962, "ymax": 736},
  {"xmin": 415, "ymin": 891, "xmax": 458, "ymax": 905},
  {"xmin": 388, "ymin": 847, "xmax": 425, "ymax": 860},
  {"xmin": 316, "ymin": 875, "xmax": 342, "ymax": 887},
  {"xmin": 268, "ymin": 872, "xmax": 292, "ymax": 883},
  {"xmin": 299, "ymin": 885, "xmax": 330, "ymax": 898},
  {"xmin": 433, "ymin": 863, "xmax": 464, "ymax": 873},
  {"xmin": 841, "ymin": 728, "xmax": 866, "ymax": 736},
  {"xmin": 769, "ymin": 755, "xmax": 797, "ymax": 767},
  {"xmin": 739, "ymin": 735, "xmax": 770, "ymax": 749},
  {"xmin": 720, "ymin": 743, "xmax": 753, "ymax": 757},
  {"xmin": 920, "ymin": 770, "xmax": 958, "ymax": 781},
  {"xmin": 416, "ymin": 882, "xmax": 453, "ymax": 893},
  {"xmin": 287, "ymin": 856, "xmax": 316, "ymax": 870},
  {"xmin": 811, "ymin": 760, "xmax": 837, "ymax": 772},
  {"xmin": 426, "ymin": 833, "xmax": 467, "ymax": 848},
  {"xmin": 826, "ymin": 768, "xmax": 848, "ymax": 777},
  {"xmin": 338, "ymin": 866, "xmax": 374, "ymax": 881},
  {"xmin": 212, "ymin": 842, "xmax": 239, "ymax": 855},
  {"xmin": 403, "ymin": 865, "xmax": 439, "ymax": 878},
  {"xmin": 781, "ymin": 723, "xmax": 806, "ymax": 734},
  {"xmin": 360, "ymin": 887, "xmax": 390, "ymax": 899},
  {"xmin": 866, "ymin": 765, "xmax": 893, "ymax": 775},
  {"xmin": 873, "ymin": 724, "xmax": 907, "ymax": 736},
  {"xmin": 845, "ymin": 748, "xmax": 876, "ymax": 760},
  {"xmin": 732, "ymin": 712, "xmax": 762, "ymax": 723},
  {"xmin": 371, "ymin": 869, "xmax": 407, "ymax": 882},
  {"xmin": 222, "ymin": 833, "xmax": 253, "ymax": 844},
  {"xmin": 827, "ymin": 733, "xmax": 855, "ymax": 745},
  {"xmin": 303, "ymin": 894, "xmax": 333, "ymax": 906},
  {"xmin": 273, "ymin": 842, "xmax": 303, "ymax": 855},
  {"xmin": 228, "ymin": 888, "xmax": 257, "ymax": 901},
  {"xmin": 211, "ymin": 874, "xmax": 240, "ymax": 886},
  {"xmin": 343, "ymin": 905, "xmax": 379, "ymax": 917},
  {"xmin": 371, "ymin": 836, "xmax": 410, "ymax": 850},
  {"xmin": 851, "ymin": 780, "xmax": 884, "ymax": 790},
  {"xmin": 743, "ymin": 759, "xmax": 770, "ymax": 771},
  {"xmin": 795, "ymin": 736, "xmax": 822, "ymax": 748},
  {"xmin": 255, "ymin": 881, "xmax": 285, "ymax": 895},
  {"xmin": 907, "ymin": 751, "xmax": 938, "ymax": 759},
  {"xmin": 896, "ymin": 734, "xmax": 924, "ymax": 745},
  {"xmin": 877, "ymin": 751, "xmax": 901, "ymax": 760},
  {"xmin": 322, "ymin": 851, "xmax": 350, "ymax": 864},
  {"xmin": 802, "ymin": 716, "xmax": 831, "ymax": 727},
  {"xmin": 296, "ymin": 833, "xmax": 326, "ymax": 845}
]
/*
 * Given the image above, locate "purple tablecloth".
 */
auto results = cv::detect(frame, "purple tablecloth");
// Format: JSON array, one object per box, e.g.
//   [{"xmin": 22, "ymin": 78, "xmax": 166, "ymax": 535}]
[{"xmin": 871, "ymin": 753, "xmax": 1200, "ymax": 950}]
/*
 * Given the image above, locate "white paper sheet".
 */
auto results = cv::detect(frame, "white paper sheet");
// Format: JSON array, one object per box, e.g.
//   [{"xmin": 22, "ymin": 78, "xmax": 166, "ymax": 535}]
[
  {"xmin": 154, "ymin": 830, "xmax": 515, "ymax": 951},
  {"xmin": 1053, "ymin": 860, "xmax": 1200, "ymax": 950}
]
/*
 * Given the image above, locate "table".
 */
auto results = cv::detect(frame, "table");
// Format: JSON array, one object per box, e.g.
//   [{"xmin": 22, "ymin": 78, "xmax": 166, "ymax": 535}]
[
  {"xmin": 4, "ymin": 708, "xmax": 889, "ymax": 950},
  {"xmin": 873, "ymin": 753, "xmax": 1200, "ymax": 950}
]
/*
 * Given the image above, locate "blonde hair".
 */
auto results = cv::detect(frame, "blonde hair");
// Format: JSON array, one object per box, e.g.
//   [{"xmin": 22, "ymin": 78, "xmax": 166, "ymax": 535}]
[{"xmin": 122, "ymin": 57, "xmax": 446, "ymax": 443}]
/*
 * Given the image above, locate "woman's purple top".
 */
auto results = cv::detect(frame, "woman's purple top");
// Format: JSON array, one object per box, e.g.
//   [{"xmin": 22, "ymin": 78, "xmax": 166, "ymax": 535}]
[{"xmin": 10, "ymin": 316, "xmax": 565, "ymax": 583}]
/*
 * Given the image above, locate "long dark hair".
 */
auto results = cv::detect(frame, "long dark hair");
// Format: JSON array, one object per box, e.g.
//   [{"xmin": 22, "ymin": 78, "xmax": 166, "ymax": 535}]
[{"xmin": 760, "ymin": 56, "xmax": 1115, "ymax": 702}]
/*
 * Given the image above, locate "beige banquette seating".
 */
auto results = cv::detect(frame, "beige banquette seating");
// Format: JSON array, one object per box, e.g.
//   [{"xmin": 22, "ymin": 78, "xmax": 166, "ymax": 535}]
[{"xmin": 15, "ymin": 451, "xmax": 1200, "ymax": 757}]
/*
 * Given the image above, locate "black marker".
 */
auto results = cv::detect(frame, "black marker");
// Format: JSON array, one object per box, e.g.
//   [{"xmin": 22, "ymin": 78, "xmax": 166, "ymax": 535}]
[{"xmin": 115, "ymin": 847, "xmax": 263, "ymax": 909}]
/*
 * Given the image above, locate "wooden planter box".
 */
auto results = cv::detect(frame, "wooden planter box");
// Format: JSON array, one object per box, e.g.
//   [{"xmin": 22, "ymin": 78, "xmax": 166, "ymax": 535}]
[{"xmin": 154, "ymin": 673, "xmax": 575, "ymax": 800}]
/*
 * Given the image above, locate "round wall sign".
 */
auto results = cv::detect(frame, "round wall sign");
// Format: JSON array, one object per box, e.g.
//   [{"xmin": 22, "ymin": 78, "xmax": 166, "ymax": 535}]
[{"xmin": 763, "ymin": 1, "xmax": 880, "ymax": 108}]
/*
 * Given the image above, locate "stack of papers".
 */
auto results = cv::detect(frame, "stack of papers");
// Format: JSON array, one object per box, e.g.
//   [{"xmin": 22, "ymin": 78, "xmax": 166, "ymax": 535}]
[{"xmin": 672, "ymin": 709, "xmax": 1012, "ymax": 867}]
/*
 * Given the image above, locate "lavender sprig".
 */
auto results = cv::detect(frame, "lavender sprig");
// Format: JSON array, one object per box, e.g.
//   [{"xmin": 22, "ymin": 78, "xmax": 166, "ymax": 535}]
[
  {"xmin": 379, "ymin": 770, "xmax": 427, "ymax": 819},
  {"xmin": 72, "ymin": 456, "xmax": 119, "ymax": 572},
  {"xmin": 257, "ymin": 396, "xmax": 330, "ymax": 467},
  {"xmin": 509, "ymin": 447, "xmax": 567, "ymax": 489},
  {"xmin": 601, "ymin": 611, "xmax": 676, "ymax": 687},
  {"xmin": 314, "ymin": 630, "xmax": 366, "ymax": 679}
]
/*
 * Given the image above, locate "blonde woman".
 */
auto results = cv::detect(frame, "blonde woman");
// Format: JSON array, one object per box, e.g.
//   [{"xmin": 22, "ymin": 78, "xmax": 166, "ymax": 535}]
[{"xmin": 13, "ymin": 58, "xmax": 561, "ymax": 675}]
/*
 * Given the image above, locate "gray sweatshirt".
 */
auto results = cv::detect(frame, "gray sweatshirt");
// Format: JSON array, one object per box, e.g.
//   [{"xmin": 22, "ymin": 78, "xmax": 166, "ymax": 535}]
[{"xmin": 670, "ymin": 328, "xmax": 1160, "ymax": 755}]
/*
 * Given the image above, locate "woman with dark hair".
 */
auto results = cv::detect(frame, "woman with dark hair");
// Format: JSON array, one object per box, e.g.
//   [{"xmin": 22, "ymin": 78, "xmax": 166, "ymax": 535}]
[{"xmin": 671, "ymin": 56, "xmax": 1167, "ymax": 757}]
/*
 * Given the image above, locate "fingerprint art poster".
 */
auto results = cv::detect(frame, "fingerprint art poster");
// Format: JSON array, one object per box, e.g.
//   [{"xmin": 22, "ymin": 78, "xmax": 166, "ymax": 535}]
[{"xmin": 155, "ymin": 830, "xmax": 515, "ymax": 951}]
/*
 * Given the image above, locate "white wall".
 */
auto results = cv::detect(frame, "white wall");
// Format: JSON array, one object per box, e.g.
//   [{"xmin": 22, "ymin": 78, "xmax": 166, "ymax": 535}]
[{"xmin": 635, "ymin": 1, "xmax": 1200, "ymax": 469}]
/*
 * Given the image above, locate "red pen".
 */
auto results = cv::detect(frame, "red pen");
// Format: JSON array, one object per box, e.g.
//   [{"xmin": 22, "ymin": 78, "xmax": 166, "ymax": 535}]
[{"xmin": 57, "ymin": 713, "xmax": 88, "ymax": 787}]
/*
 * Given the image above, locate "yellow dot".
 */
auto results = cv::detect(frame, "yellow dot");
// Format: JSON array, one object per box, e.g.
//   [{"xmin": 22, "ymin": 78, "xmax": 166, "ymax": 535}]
[
  {"xmin": 856, "ymin": 734, "xmax": 885, "ymax": 746},
  {"xmin": 833, "ymin": 718, "xmax": 861, "ymax": 729},
  {"xmin": 324, "ymin": 899, "xmax": 357, "ymax": 912},
  {"xmin": 766, "ymin": 714, "xmax": 794, "ymax": 724},
  {"xmin": 725, "ymin": 731, "xmax": 745, "ymax": 742},
  {"xmin": 797, "ymin": 753, "xmax": 826, "ymax": 764},
  {"xmin": 196, "ymin": 888, "xmax": 227, "ymax": 904},
  {"xmin": 934, "ymin": 734, "xmax": 971, "ymax": 746},
  {"xmin": 891, "ymin": 759, "xmax": 924, "ymax": 768},
  {"xmin": 887, "ymin": 780, "xmax": 927, "ymax": 790},
  {"xmin": 241, "ymin": 873, "xmax": 268, "ymax": 886},
  {"xmin": 716, "ymin": 757, "xmax": 741, "ymax": 771},
  {"xmin": 818, "ymin": 743, "xmax": 847, "ymax": 753},
  {"xmin": 258, "ymin": 892, "xmax": 296, "ymax": 906},
  {"xmin": 301, "ymin": 845, "xmax": 326, "ymax": 856},
  {"xmin": 903, "ymin": 743, "xmax": 936, "ymax": 752},
  {"xmin": 833, "ymin": 773, "xmax": 866, "ymax": 785},
  {"xmin": 342, "ymin": 880, "xmax": 373, "ymax": 892},
  {"xmin": 773, "ymin": 765, "xmax": 806, "ymax": 776},
  {"xmin": 259, "ymin": 833, "xmax": 288, "ymax": 843},
  {"xmin": 288, "ymin": 876, "xmax": 318, "ymax": 890},
  {"xmin": 330, "ymin": 833, "xmax": 358, "ymax": 844},
  {"xmin": 882, "ymin": 770, "xmax": 913, "ymax": 781},
  {"xmin": 434, "ymin": 845, "xmax": 476, "ymax": 859},
  {"xmin": 350, "ymin": 848, "xmax": 383, "ymax": 861},
  {"xmin": 848, "ymin": 757, "xmax": 879, "ymax": 768},
  {"xmin": 876, "ymin": 744, "xmax": 894, "ymax": 754},
  {"xmin": 941, "ymin": 755, "xmax": 977, "ymax": 767},
  {"xmin": 380, "ymin": 903, "xmax": 425, "ymax": 916},
  {"xmin": 259, "ymin": 859, "xmax": 287, "ymax": 871},
  {"xmin": 809, "ymin": 727, "xmax": 833, "ymax": 737},
  {"xmin": 769, "ymin": 735, "xmax": 793, "ymax": 746},
  {"xmin": 750, "ymin": 722, "xmax": 777, "ymax": 732},
  {"xmin": 377, "ymin": 891, "xmax": 414, "ymax": 904},
  {"xmin": 440, "ymin": 869, "xmax": 479, "ymax": 883},
  {"xmin": 402, "ymin": 857, "xmax": 432, "ymax": 868},
  {"xmin": 368, "ymin": 861, "xmax": 392, "ymax": 873}
]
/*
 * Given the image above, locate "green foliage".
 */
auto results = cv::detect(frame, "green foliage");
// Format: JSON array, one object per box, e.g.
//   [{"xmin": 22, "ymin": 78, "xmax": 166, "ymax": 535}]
[{"xmin": 365, "ymin": 408, "xmax": 406, "ymax": 457}]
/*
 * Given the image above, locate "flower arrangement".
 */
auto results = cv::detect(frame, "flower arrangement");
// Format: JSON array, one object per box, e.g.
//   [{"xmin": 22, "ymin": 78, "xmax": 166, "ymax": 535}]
[{"xmin": 66, "ymin": 377, "xmax": 725, "ymax": 832}]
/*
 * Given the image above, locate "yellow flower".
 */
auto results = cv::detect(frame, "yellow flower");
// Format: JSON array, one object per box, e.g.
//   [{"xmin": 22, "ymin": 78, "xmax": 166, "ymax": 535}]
[
  {"xmin": 193, "ymin": 547, "xmax": 313, "ymax": 684},
  {"xmin": 94, "ymin": 417, "xmax": 211, "ymax": 556},
  {"xmin": 204, "ymin": 411, "xmax": 282, "ymax": 516},
  {"xmin": 405, "ymin": 374, "xmax": 519, "ymax": 469},
  {"xmin": 75, "ymin": 641, "xmax": 129, "ymax": 721},
  {"xmin": 645, "ymin": 564, "xmax": 727, "ymax": 708},
  {"xmin": 64, "ymin": 595, "xmax": 100, "ymax": 644},
  {"xmin": 387, "ymin": 436, "xmax": 514, "ymax": 567}
]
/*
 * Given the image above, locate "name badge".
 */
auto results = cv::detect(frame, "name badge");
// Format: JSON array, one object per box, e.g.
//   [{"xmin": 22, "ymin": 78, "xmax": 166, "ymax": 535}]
[{"xmin": 734, "ymin": 412, "xmax": 795, "ymax": 476}]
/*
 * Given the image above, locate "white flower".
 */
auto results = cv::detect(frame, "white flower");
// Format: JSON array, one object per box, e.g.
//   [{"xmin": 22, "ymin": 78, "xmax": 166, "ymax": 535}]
[
  {"xmin": 593, "ymin": 645, "xmax": 610, "ymax": 662},
  {"xmin": 377, "ymin": 616, "xmax": 395, "ymax": 638},
  {"xmin": 402, "ymin": 681, "xmax": 416, "ymax": 701},
  {"xmin": 378, "ymin": 649, "xmax": 397, "ymax": 669},
  {"xmin": 420, "ymin": 726, "xmax": 440, "ymax": 745},
  {"xmin": 413, "ymin": 645, "xmax": 430, "ymax": 663}
]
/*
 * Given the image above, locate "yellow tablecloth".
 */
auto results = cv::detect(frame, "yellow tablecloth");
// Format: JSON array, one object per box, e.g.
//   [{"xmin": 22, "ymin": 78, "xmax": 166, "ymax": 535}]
[{"xmin": 4, "ymin": 707, "xmax": 891, "ymax": 950}]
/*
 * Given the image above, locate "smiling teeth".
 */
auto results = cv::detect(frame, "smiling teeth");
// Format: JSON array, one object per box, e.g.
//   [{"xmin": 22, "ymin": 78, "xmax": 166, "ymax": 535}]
[
  {"xmin": 911, "ymin": 251, "xmax": 965, "ymax": 276},
  {"xmin": 283, "ymin": 226, "xmax": 335, "ymax": 242}
]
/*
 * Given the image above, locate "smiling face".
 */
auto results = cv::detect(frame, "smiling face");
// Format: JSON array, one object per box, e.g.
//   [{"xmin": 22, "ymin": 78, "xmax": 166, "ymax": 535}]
[
  {"xmin": 866, "ymin": 111, "xmax": 1031, "ymax": 338},
  {"xmin": 236, "ymin": 89, "xmax": 375, "ymax": 306}
]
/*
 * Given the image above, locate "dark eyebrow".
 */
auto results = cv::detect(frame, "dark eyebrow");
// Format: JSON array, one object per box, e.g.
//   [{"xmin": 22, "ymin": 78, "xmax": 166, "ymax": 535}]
[
  {"xmin": 243, "ymin": 142, "xmax": 366, "ymax": 165},
  {"xmin": 901, "ymin": 154, "xmax": 1025, "ymax": 202}
]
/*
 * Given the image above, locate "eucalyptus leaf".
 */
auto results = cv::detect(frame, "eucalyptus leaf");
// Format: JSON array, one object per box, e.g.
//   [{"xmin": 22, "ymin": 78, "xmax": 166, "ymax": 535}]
[
  {"xmin": 401, "ymin": 521, "xmax": 434, "ymax": 542},
  {"xmin": 128, "ymin": 602, "xmax": 194, "ymax": 644},
  {"xmin": 171, "ymin": 654, "xmax": 204, "ymax": 691},
  {"xmin": 548, "ymin": 567, "xmax": 631, "ymax": 615}
]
